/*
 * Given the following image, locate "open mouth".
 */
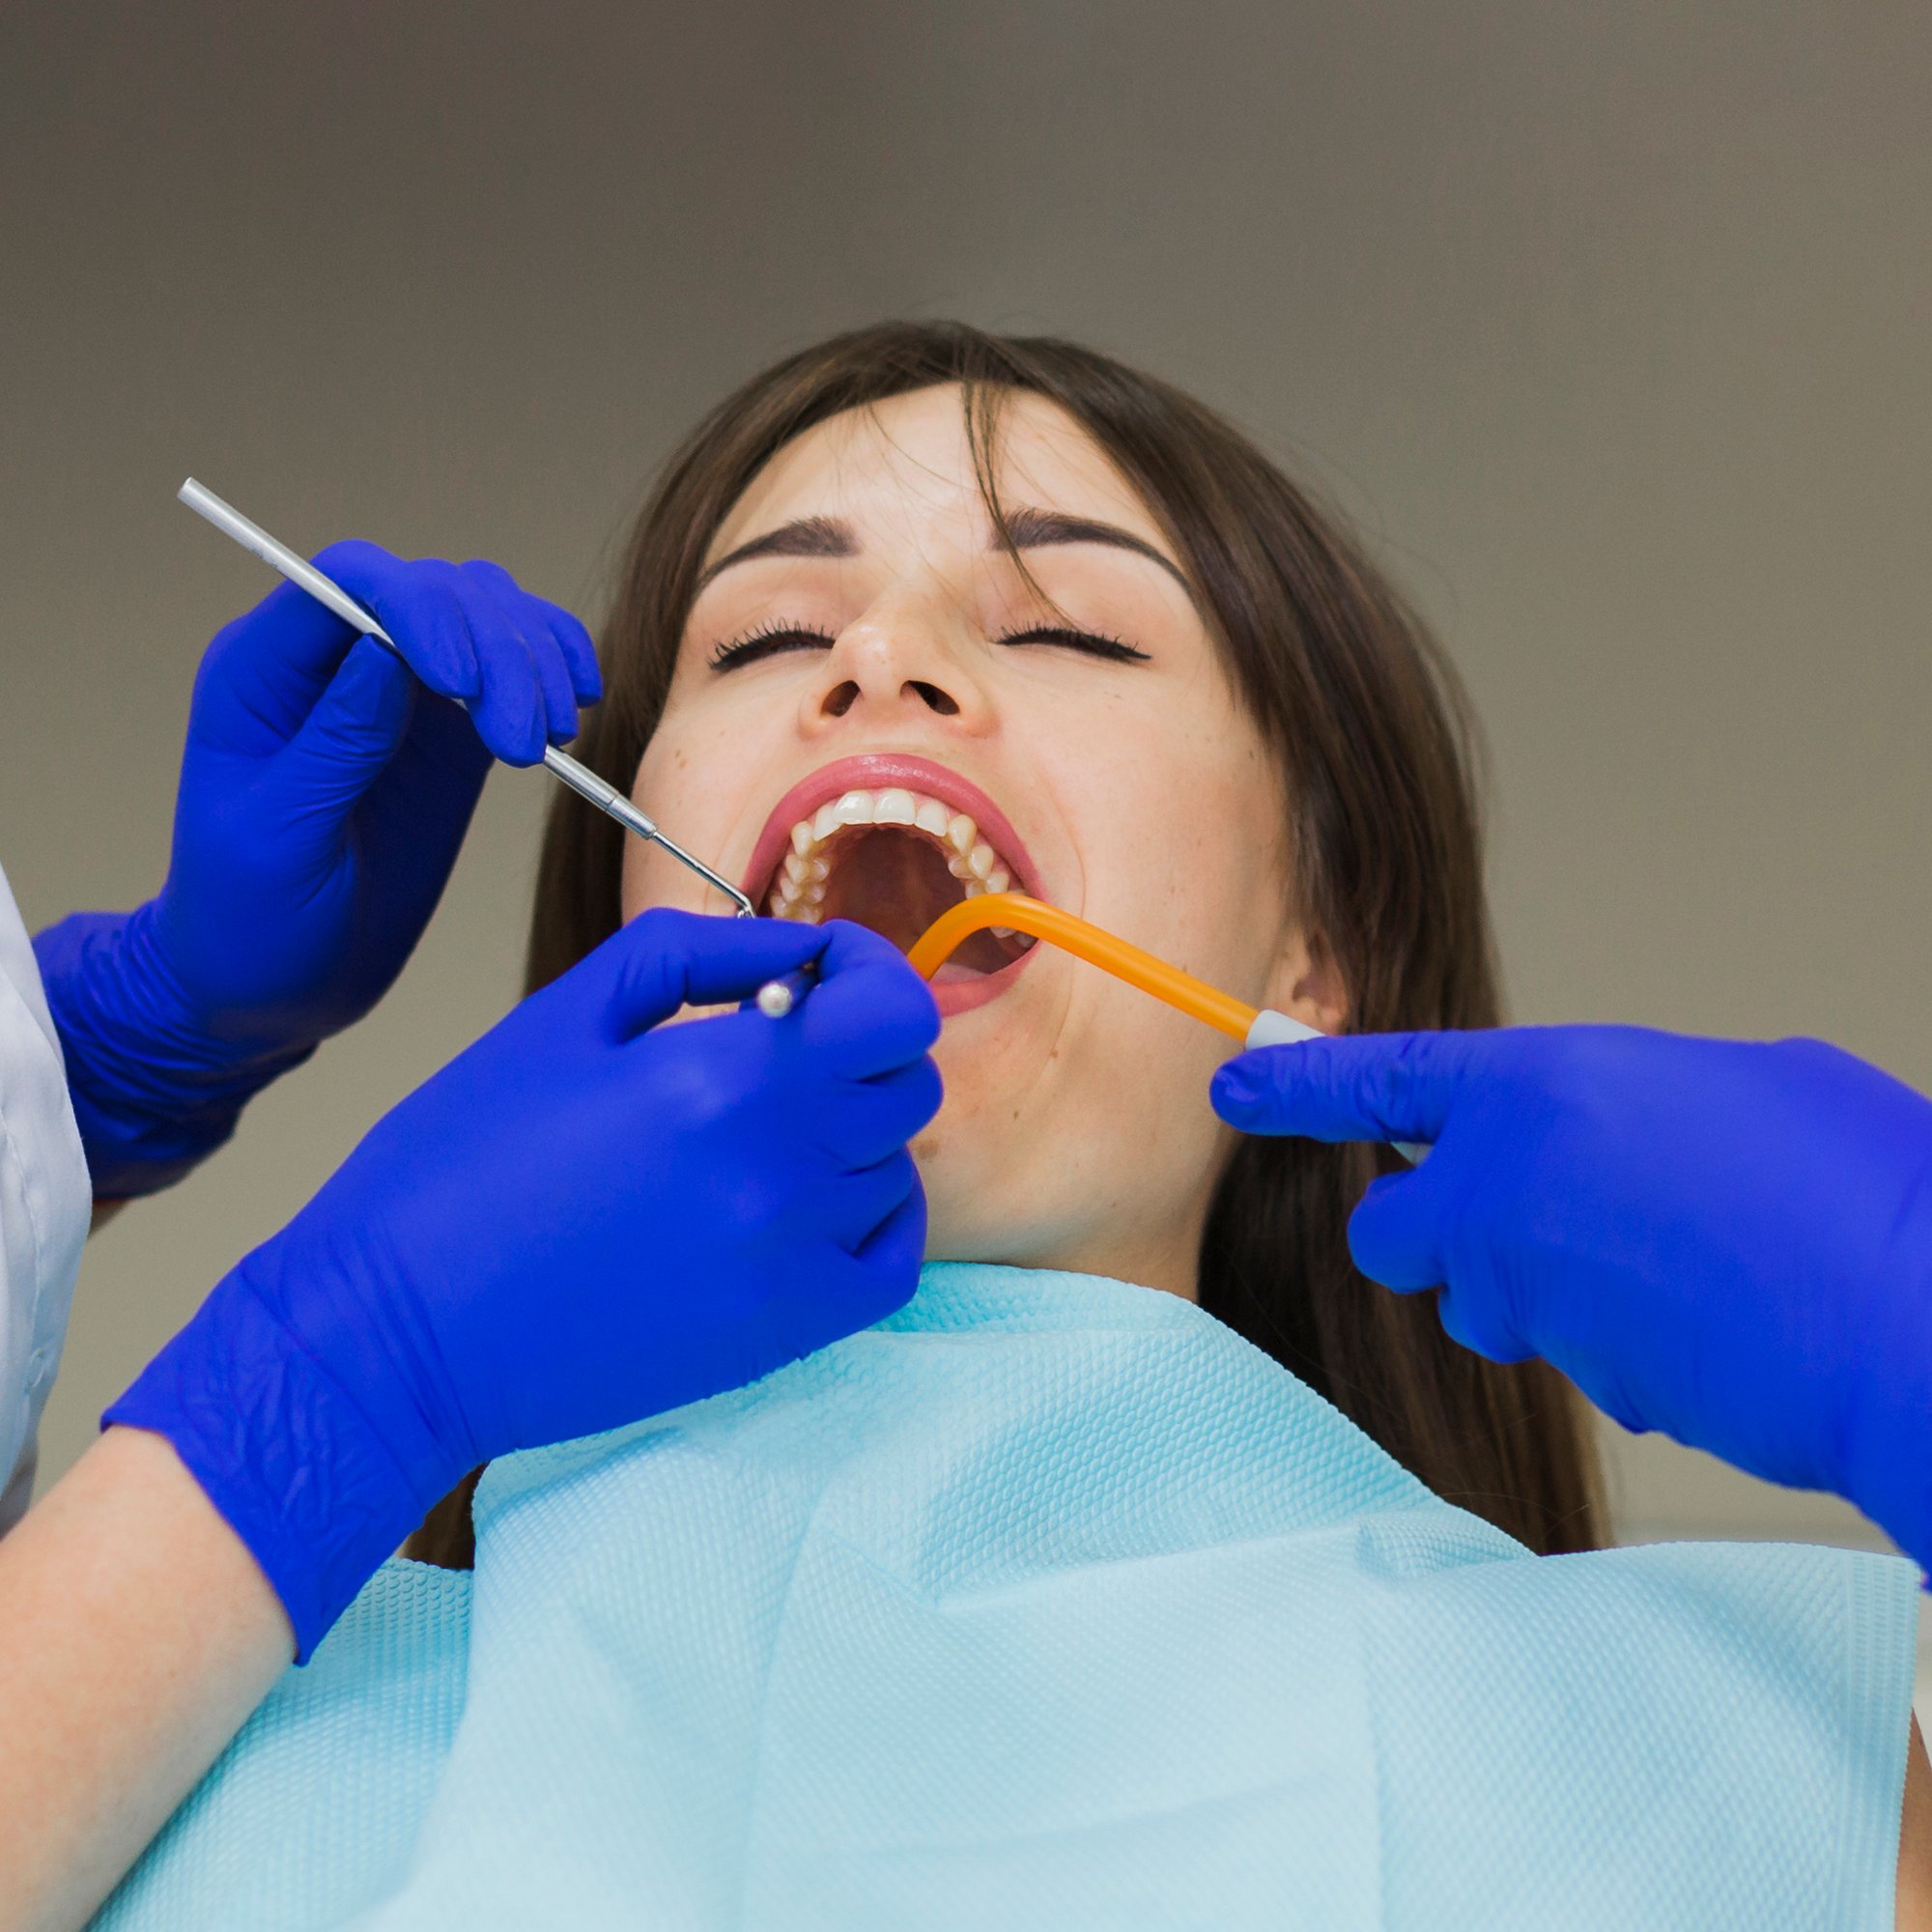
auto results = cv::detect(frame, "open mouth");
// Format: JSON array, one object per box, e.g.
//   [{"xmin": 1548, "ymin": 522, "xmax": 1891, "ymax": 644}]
[{"xmin": 745, "ymin": 755, "xmax": 1040, "ymax": 988}]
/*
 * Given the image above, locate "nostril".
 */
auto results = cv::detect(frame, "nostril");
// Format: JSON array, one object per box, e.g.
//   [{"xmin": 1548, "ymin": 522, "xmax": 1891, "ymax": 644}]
[
  {"xmin": 821, "ymin": 680, "xmax": 860, "ymax": 719},
  {"xmin": 908, "ymin": 680, "xmax": 959, "ymax": 717}
]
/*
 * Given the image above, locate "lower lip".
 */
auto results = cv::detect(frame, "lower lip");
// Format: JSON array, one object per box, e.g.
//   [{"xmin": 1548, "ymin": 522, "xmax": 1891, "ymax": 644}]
[{"xmin": 928, "ymin": 942, "xmax": 1039, "ymax": 1018}]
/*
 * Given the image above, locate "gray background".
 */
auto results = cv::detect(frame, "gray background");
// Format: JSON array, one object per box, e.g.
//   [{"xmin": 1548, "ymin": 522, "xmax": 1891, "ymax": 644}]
[{"xmin": 3, "ymin": 1, "xmax": 1927, "ymax": 1554}]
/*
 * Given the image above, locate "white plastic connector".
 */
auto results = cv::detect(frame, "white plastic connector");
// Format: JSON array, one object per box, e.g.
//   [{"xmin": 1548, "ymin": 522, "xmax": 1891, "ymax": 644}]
[{"xmin": 1240, "ymin": 1009, "xmax": 1427, "ymax": 1165}]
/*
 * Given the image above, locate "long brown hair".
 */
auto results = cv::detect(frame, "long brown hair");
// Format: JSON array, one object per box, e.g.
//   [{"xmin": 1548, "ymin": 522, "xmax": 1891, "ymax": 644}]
[{"xmin": 409, "ymin": 322, "xmax": 1600, "ymax": 1566}]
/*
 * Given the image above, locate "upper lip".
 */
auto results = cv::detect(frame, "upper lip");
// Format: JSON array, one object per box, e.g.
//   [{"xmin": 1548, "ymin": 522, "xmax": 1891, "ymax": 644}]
[{"xmin": 742, "ymin": 752, "xmax": 1043, "ymax": 909}]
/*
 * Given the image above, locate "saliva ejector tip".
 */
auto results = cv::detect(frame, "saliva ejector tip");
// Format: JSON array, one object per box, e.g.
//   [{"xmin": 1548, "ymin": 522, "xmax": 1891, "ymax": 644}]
[
  {"xmin": 904, "ymin": 893, "xmax": 1258, "ymax": 1041},
  {"xmin": 904, "ymin": 892, "xmax": 1426, "ymax": 1166}
]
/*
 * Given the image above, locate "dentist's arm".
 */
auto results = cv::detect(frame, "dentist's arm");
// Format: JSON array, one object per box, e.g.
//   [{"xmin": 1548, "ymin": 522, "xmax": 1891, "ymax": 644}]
[
  {"xmin": 0, "ymin": 1430, "xmax": 290, "ymax": 1932},
  {"xmin": 1210, "ymin": 1025, "xmax": 1932, "ymax": 1570},
  {"xmin": 35, "ymin": 544, "xmax": 598, "ymax": 1200},
  {"xmin": 0, "ymin": 912, "xmax": 939, "ymax": 1932}
]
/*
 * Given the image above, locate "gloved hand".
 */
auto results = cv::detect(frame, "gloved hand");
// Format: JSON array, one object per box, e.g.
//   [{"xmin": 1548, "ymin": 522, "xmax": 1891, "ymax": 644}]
[
  {"xmin": 1211, "ymin": 1025, "xmax": 1932, "ymax": 1570},
  {"xmin": 35, "ymin": 544, "xmax": 599, "ymax": 1196},
  {"xmin": 108, "ymin": 912, "xmax": 942, "ymax": 1658}
]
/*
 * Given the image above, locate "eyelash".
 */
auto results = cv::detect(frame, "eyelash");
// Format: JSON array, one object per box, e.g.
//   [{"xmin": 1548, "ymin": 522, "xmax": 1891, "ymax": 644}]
[{"xmin": 706, "ymin": 620, "xmax": 1151, "ymax": 670}]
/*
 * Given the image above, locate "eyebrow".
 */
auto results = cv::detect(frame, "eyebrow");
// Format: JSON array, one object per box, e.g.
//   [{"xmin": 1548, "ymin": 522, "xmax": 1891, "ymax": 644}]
[
  {"xmin": 693, "ymin": 506, "xmax": 1193, "ymax": 597},
  {"xmin": 1000, "ymin": 506, "xmax": 1192, "ymax": 594},
  {"xmin": 693, "ymin": 515, "xmax": 857, "ymax": 592}
]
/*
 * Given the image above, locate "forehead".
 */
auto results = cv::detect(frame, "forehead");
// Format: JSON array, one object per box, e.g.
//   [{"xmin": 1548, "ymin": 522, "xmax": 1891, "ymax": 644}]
[{"xmin": 703, "ymin": 384, "xmax": 1166, "ymax": 563}]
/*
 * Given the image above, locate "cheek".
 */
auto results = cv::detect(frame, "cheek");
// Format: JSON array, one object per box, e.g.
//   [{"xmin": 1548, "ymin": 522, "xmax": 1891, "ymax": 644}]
[
  {"xmin": 1071, "ymin": 724, "xmax": 1291, "ymax": 1002},
  {"xmin": 616, "ymin": 841, "xmax": 653, "ymax": 923},
  {"xmin": 964, "ymin": 708, "xmax": 1287, "ymax": 1183},
  {"xmin": 618, "ymin": 700, "xmax": 771, "ymax": 919},
  {"xmin": 619, "ymin": 736, "xmax": 710, "ymax": 919},
  {"xmin": 1173, "ymin": 729, "xmax": 1289, "ymax": 980}
]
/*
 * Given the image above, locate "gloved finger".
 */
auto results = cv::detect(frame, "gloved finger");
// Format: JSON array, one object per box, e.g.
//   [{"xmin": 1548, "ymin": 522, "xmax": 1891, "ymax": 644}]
[
  {"xmin": 464, "ymin": 601, "xmax": 549, "ymax": 766},
  {"xmin": 1568, "ymin": 1355, "xmax": 1651, "ymax": 1437},
  {"xmin": 820, "ymin": 1149, "xmax": 923, "ymax": 1257},
  {"xmin": 1356, "ymin": 1175, "xmax": 1538, "ymax": 1366},
  {"xmin": 796, "ymin": 921, "xmax": 942, "ymax": 1079},
  {"xmin": 461, "ymin": 559, "xmax": 601, "ymax": 708},
  {"xmin": 189, "ymin": 585, "xmax": 364, "ymax": 754},
  {"xmin": 598, "ymin": 909, "xmax": 828, "ymax": 1038},
  {"xmin": 1434, "ymin": 1283, "xmax": 1537, "ymax": 1365},
  {"xmin": 268, "ymin": 636, "xmax": 416, "ymax": 817},
  {"xmin": 314, "ymin": 542, "xmax": 481, "ymax": 703},
  {"xmin": 1345, "ymin": 1169, "xmax": 1449, "ymax": 1292},
  {"xmin": 756, "ymin": 1202, "xmax": 924, "ymax": 1371},
  {"xmin": 537, "ymin": 596, "xmax": 602, "ymax": 706},
  {"xmin": 806, "ymin": 1056, "xmax": 944, "ymax": 1170},
  {"xmin": 845, "ymin": 1178, "xmax": 927, "ymax": 1306},
  {"xmin": 458, "ymin": 559, "xmax": 584, "ymax": 745},
  {"xmin": 1210, "ymin": 1030, "xmax": 1485, "ymax": 1146},
  {"xmin": 346, "ymin": 686, "xmax": 494, "ymax": 921}
]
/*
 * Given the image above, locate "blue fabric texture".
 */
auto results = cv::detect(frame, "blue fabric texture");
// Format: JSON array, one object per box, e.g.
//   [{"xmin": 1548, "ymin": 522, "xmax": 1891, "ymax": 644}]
[{"xmin": 96, "ymin": 1264, "xmax": 1918, "ymax": 1930}]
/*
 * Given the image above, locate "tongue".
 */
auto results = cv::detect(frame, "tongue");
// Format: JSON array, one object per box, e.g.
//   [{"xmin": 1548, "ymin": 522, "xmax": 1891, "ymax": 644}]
[{"xmin": 819, "ymin": 828, "xmax": 1009, "ymax": 972}]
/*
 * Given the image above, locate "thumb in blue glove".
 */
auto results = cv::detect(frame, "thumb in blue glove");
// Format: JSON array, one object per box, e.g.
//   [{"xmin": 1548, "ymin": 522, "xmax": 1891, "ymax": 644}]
[
  {"xmin": 107, "ymin": 912, "xmax": 943, "ymax": 1659},
  {"xmin": 36, "ymin": 544, "xmax": 600, "ymax": 1196},
  {"xmin": 1211, "ymin": 1026, "xmax": 1932, "ymax": 1569}
]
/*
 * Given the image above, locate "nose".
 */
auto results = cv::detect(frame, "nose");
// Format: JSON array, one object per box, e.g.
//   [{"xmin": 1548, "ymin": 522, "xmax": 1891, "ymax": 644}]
[{"xmin": 802, "ymin": 598, "xmax": 989, "ymax": 731}]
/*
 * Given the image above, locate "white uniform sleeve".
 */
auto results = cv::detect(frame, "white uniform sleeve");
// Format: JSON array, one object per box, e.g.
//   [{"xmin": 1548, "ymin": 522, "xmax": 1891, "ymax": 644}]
[{"xmin": 0, "ymin": 862, "xmax": 90, "ymax": 1532}]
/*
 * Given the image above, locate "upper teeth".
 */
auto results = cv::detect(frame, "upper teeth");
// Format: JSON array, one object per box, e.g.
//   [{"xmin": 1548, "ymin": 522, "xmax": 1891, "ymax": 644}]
[{"xmin": 767, "ymin": 787, "xmax": 1014, "ymax": 923}]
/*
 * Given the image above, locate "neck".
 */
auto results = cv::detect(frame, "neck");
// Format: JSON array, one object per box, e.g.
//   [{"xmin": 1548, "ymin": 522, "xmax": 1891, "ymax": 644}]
[{"xmin": 932, "ymin": 1210, "xmax": 1204, "ymax": 1303}]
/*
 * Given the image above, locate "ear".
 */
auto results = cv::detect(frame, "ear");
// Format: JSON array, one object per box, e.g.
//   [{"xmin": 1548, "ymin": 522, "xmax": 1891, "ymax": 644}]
[{"xmin": 1264, "ymin": 926, "xmax": 1350, "ymax": 1037}]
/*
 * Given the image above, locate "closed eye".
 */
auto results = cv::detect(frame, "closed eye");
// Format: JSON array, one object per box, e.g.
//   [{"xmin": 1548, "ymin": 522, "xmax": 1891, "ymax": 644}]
[
  {"xmin": 997, "ymin": 624, "xmax": 1151, "ymax": 663},
  {"xmin": 707, "ymin": 618, "xmax": 1151, "ymax": 671},
  {"xmin": 708, "ymin": 622, "xmax": 837, "ymax": 671}
]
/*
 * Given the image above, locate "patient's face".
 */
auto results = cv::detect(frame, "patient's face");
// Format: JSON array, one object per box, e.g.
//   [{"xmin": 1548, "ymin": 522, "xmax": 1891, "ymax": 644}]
[{"xmin": 621, "ymin": 385, "xmax": 1337, "ymax": 1296}]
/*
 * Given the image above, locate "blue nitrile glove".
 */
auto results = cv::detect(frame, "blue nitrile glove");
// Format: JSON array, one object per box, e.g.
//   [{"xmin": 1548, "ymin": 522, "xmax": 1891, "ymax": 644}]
[
  {"xmin": 1210, "ymin": 1027, "xmax": 1932, "ymax": 1566},
  {"xmin": 107, "ymin": 912, "xmax": 941, "ymax": 1658},
  {"xmin": 35, "ymin": 543, "xmax": 600, "ymax": 1197}
]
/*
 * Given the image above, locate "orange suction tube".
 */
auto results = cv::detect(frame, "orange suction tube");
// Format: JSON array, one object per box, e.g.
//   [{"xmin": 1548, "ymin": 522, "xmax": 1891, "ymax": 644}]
[{"xmin": 906, "ymin": 892, "xmax": 1259, "ymax": 1041}]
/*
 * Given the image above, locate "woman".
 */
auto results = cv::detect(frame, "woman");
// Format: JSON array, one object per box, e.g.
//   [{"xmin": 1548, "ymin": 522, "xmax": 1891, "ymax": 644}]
[
  {"xmin": 413, "ymin": 322, "xmax": 1595, "ymax": 1566},
  {"xmin": 81, "ymin": 325, "xmax": 1932, "ymax": 1925}
]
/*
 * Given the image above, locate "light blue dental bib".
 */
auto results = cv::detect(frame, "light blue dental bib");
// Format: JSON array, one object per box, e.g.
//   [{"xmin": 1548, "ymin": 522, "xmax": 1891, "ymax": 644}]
[{"xmin": 97, "ymin": 1264, "xmax": 1916, "ymax": 1929}]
